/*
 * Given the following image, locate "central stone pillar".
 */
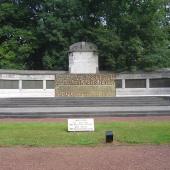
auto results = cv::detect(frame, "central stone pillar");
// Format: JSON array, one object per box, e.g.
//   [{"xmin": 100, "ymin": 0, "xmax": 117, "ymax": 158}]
[
  {"xmin": 69, "ymin": 42, "xmax": 98, "ymax": 73},
  {"xmin": 55, "ymin": 42, "xmax": 116, "ymax": 97}
]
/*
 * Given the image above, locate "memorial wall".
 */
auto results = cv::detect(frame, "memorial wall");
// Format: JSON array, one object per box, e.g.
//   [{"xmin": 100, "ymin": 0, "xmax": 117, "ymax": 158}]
[
  {"xmin": 0, "ymin": 42, "xmax": 170, "ymax": 97},
  {"xmin": 0, "ymin": 70, "xmax": 170, "ymax": 97}
]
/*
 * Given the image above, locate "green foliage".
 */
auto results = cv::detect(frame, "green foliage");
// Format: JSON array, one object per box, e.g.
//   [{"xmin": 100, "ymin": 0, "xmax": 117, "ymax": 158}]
[
  {"xmin": 0, "ymin": 1, "xmax": 37, "ymax": 69},
  {"xmin": 0, "ymin": 26, "xmax": 37, "ymax": 69},
  {"xmin": 0, "ymin": 0, "xmax": 169, "ymax": 71}
]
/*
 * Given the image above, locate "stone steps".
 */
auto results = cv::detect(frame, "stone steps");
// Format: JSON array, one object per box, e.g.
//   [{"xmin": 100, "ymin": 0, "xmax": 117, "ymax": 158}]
[
  {"xmin": 0, "ymin": 111, "xmax": 170, "ymax": 118},
  {"xmin": 0, "ymin": 96, "xmax": 169, "ymax": 118},
  {"xmin": 0, "ymin": 97, "xmax": 169, "ymax": 107}
]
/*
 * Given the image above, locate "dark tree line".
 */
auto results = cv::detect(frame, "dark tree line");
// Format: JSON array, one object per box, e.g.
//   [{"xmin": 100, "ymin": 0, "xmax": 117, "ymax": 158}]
[{"xmin": 0, "ymin": 0, "xmax": 170, "ymax": 71}]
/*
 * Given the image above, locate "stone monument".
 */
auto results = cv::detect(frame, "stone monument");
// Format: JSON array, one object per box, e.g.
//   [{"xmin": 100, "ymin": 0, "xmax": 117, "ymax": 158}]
[
  {"xmin": 55, "ymin": 42, "xmax": 116, "ymax": 97},
  {"xmin": 69, "ymin": 42, "xmax": 98, "ymax": 73}
]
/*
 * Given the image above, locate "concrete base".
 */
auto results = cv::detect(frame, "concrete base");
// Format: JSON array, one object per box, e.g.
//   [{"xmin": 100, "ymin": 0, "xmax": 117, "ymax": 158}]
[{"xmin": 0, "ymin": 89, "xmax": 55, "ymax": 98}]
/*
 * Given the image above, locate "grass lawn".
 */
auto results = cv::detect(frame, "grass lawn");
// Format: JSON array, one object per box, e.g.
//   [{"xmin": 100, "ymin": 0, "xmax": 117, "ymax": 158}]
[{"xmin": 0, "ymin": 121, "xmax": 170, "ymax": 146}]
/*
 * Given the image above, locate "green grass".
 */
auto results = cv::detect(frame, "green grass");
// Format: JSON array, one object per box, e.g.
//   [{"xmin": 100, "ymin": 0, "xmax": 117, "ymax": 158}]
[{"xmin": 0, "ymin": 121, "xmax": 170, "ymax": 146}]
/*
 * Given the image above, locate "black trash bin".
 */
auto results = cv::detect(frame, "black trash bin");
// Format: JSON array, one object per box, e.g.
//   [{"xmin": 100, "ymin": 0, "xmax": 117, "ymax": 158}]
[{"xmin": 105, "ymin": 131, "xmax": 113, "ymax": 143}]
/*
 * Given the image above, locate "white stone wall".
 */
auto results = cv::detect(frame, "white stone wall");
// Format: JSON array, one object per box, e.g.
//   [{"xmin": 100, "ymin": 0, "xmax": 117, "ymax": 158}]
[
  {"xmin": 0, "ymin": 70, "xmax": 170, "ymax": 97},
  {"xmin": 0, "ymin": 73, "xmax": 56, "ymax": 98},
  {"xmin": 115, "ymin": 72, "xmax": 170, "ymax": 96},
  {"xmin": 69, "ymin": 52, "xmax": 98, "ymax": 73},
  {"xmin": 116, "ymin": 88, "xmax": 170, "ymax": 96}
]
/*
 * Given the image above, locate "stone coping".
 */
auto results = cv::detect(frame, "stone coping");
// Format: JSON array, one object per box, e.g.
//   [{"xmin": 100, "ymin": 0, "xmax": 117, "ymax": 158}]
[
  {"xmin": 0, "ymin": 69, "xmax": 67, "ymax": 75},
  {"xmin": 0, "ymin": 69, "xmax": 170, "ymax": 77},
  {"xmin": 69, "ymin": 42, "xmax": 98, "ymax": 52}
]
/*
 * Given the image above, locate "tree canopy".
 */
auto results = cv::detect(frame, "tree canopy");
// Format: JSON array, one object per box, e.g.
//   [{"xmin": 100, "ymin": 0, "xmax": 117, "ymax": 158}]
[{"xmin": 0, "ymin": 0, "xmax": 169, "ymax": 71}]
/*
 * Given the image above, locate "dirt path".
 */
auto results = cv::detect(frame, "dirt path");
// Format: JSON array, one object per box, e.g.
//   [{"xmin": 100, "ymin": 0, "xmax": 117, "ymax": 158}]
[{"xmin": 0, "ymin": 145, "xmax": 170, "ymax": 170}]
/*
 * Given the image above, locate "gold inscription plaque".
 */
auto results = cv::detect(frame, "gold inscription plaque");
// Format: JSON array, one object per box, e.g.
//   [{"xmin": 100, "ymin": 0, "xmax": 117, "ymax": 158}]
[{"xmin": 55, "ymin": 74, "xmax": 116, "ymax": 97}]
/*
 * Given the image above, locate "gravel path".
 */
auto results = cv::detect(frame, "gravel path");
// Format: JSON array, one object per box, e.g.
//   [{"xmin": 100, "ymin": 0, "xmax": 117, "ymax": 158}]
[{"xmin": 0, "ymin": 146, "xmax": 170, "ymax": 170}]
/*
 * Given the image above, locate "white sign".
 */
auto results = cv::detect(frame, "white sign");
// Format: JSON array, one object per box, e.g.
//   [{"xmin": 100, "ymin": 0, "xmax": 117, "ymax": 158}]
[{"xmin": 68, "ymin": 118, "xmax": 95, "ymax": 132}]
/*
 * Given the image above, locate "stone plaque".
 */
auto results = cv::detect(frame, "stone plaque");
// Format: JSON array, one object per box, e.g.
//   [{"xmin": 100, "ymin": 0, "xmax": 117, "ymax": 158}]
[
  {"xmin": 68, "ymin": 118, "xmax": 95, "ymax": 132},
  {"xmin": 55, "ymin": 74, "xmax": 116, "ymax": 97}
]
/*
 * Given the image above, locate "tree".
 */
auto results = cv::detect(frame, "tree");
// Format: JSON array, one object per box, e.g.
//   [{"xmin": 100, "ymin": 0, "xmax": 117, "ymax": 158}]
[
  {"xmin": 0, "ymin": 1, "xmax": 37, "ymax": 69},
  {"xmin": 0, "ymin": 0, "xmax": 169, "ymax": 71}
]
